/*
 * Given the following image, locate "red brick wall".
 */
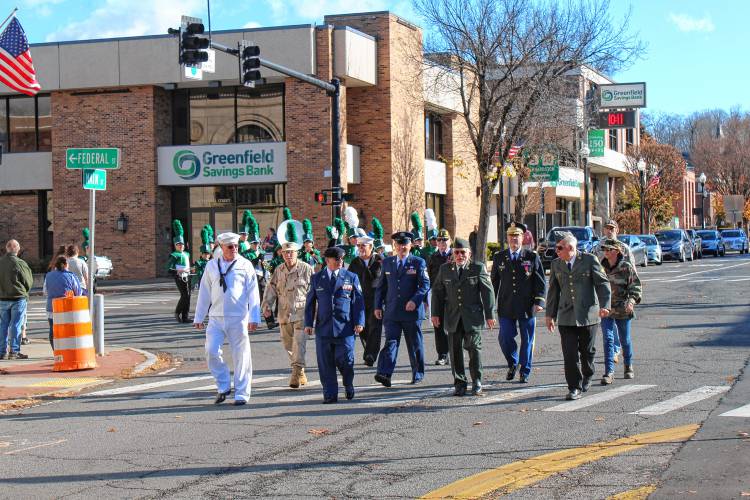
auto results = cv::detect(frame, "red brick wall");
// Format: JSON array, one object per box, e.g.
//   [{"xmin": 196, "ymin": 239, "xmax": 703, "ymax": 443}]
[
  {"xmin": 51, "ymin": 86, "xmax": 171, "ymax": 279},
  {"xmin": 0, "ymin": 193, "xmax": 39, "ymax": 263},
  {"xmin": 443, "ymin": 115, "xmax": 480, "ymax": 240}
]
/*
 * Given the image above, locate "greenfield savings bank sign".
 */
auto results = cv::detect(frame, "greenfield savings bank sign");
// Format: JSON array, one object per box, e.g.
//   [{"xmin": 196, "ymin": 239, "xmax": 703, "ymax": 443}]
[{"xmin": 157, "ymin": 143, "xmax": 287, "ymax": 186}]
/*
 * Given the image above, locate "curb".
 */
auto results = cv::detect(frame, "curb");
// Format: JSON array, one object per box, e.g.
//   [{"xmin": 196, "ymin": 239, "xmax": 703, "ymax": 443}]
[{"xmin": 127, "ymin": 347, "xmax": 159, "ymax": 375}]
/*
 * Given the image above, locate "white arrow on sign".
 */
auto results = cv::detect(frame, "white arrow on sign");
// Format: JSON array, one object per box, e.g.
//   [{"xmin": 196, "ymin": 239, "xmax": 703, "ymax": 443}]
[{"xmin": 68, "ymin": 152, "xmax": 77, "ymax": 165}]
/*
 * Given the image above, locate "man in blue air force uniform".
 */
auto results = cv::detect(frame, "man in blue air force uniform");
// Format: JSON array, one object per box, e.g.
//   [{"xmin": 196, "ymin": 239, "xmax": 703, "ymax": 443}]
[
  {"xmin": 373, "ymin": 231, "xmax": 430, "ymax": 387},
  {"xmin": 304, "ymin": 246, "xmax": 365, "ymax": 404}
]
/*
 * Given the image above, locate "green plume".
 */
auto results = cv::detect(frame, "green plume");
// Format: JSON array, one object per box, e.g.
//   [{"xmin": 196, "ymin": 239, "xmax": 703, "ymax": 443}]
[
  {"xmin": 172, "ymin": 219, "xmax": 184, "ymax": 237},
  {"xmin": 286, "ymin": 220, "xmax": 299, "ymax": 243},
  {"xmin": 283, "ymin": 207, "xmax": 292, "ymax": 221},
  {"xmin": 372, "ymin": 218, "xmax": 384, "ymax": 239},
  {"xmin": 302, "ymin": 218, "xmax": 314, "ymax": 240},
  {"xmin": 247, "ymin": 213, "xmax": 259, "ymax": 238},
  {"xmin": 204, "ymin": 224, "xmax": 214, "ymax": 242},
  {"xmin": 200, "ymin": 226, "xmax": 212, "ymax": 246},
  {"xmin": 334, "ymin": 217, "xmax": 346, "ymax": 242},
  {"xmin": 410, "ymin": 211, "xmax": 423, "ymax": 231},
  {"xmin": 325, "ymin": 225, "xmax": 335, "ymax": 240},
  {"xmin": 242, "ymin": 209, "xmax": 253, "ymax": 233},
  {"xmin": 82, "ymin": 228, "xmax": 90, "ymax": 241}
]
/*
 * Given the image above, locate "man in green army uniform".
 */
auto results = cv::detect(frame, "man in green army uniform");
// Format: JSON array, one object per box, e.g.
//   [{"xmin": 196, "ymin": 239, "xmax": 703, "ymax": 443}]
[
  {"xmin": 299, "ymin": 219, "xmax": 323, "ymax": 268},
  {"xmin": 430, "ymin": 238, "xmax": 496, "ymax": 396},
  {"xmin": 166, "ymin": 219, "xmax": 192, "ymax": 323},
  {"xmin": 192, "ymin": 225, "xmax": 213, "ymax": 289}
]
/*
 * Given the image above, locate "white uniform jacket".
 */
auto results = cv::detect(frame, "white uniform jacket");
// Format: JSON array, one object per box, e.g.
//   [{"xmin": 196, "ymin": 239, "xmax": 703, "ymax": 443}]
[{"xmin": 194, "ymin": 256, "xmax": 261, "ymax": 324}]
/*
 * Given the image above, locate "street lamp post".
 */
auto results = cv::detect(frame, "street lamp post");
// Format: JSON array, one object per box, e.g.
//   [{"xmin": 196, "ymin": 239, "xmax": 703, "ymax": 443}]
[
  {"xmin": 580, "ymin": 143, "xmax": 591, "ymax": 227},
  {"xmin": 638, "ymin": 160, "xmax": 646, "ymax": 234},
  {"xmin": 698, "ymin": 172, "xmax": 707, "ymax": 229}
]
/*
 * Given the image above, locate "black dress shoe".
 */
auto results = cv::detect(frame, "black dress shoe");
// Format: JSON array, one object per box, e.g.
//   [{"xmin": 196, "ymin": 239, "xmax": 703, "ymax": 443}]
[
  {"xmin": 323, "ymin": 396, "xmax": 338, "ymax": 404},
  {"xmin": 582, "ymin": 377, "xmax": 592, "ymax": 392},
  {"xmin": 566, "ymin": 389, "xmax": 582, "ymax": 400},
  {"xmin": 374, "ymin": 374, "xmax": 391, "ymax": 387},
  {"xmin": 519, "ymin": 374, "xmax": 529, "ymax": 384},
  {"xmin": 435, "ymin": 356, "xmax": 448, "ymax": 366},
  {"xmin": 453, "ymin": 385, "xmax": 467, "ymax": 397},
  {"xmin": 8, "ymin": 352, "xmax": 28, "ymax": 360},
  {"xmin": 214, "ymin": 390, "xmax": 231, "ymax": 405},
  {"xmin": 345, "ymin": 387, "xmax": 355, "ymax": 400},
  {"xmin": 506, "ymin": 365, "xmax": 518, "ymax": 381},
  {"xmin": 233, "ymin": 400, "xmax": 247, "ymax": 406},
  {"xmin": 363, "ymin": 356, "xmax": 375, "ymax": 367}
]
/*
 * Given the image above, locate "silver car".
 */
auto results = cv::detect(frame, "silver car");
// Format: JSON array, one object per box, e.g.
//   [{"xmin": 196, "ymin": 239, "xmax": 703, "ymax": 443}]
[
  {"xmin": 637, "ymin": 234, "xmax": 663, "ymax": 265},
  {"xmin": 617, "ymin": 235, "xmax": 648, "ymax": 267},
  {"xmin": 720, "ymin": 229, "xmax": 749, "ymax": 254}
]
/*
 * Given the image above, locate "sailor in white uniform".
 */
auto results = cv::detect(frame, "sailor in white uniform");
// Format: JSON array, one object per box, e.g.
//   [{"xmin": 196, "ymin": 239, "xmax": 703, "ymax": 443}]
[{"xmin": 194, "ymin": 232, "xmax": 261, "ymax": 406}]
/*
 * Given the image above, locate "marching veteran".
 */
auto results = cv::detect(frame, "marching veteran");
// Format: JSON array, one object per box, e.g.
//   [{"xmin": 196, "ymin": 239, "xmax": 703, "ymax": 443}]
[
  {"xmin": 304, "ymin": 246, "xmax": 365, "ymax": 403},
  {"xmin": 431, "ymin": 238, "xmax": 496, "ymax": 396},
  {"xmin": 194, "ymin": 232, "xmax": 261, "ymax": 406},
  {"xmin": 262, "ymin": 224, "xmax": 314, "ymax": 389},
  {"xmin": 545, "ymin": 232, "xmax": 611, "ymax": 401},
  {"xmin": 374, "ymin": 231, "xmax": 430, "ymax": 387},
  {"xmin": 491, "ymin": 222, "xmax": 546, "ymax": 383}
]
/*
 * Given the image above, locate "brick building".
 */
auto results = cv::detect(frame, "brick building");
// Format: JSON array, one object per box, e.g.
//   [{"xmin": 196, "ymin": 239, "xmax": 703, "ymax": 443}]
[{"xmin": 0, "ymin": 12, "xmax": 482, "ymax": 278}]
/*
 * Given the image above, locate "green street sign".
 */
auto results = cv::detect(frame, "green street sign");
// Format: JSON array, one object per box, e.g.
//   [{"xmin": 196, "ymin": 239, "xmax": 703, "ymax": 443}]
[
  {"xmin": 66, "ymin": 148, "xmax": 120, "ymax": 169},
  {"xmin": 529, "ymin": 160, "xmax": 559, "ymax": 182},
  {"xmin": 82, "ymin": 169, "xmax": 107, "ymax": 190},
  {"xmin": 588, "ymin": 129, "xmax": 605, "ymax": 157}
]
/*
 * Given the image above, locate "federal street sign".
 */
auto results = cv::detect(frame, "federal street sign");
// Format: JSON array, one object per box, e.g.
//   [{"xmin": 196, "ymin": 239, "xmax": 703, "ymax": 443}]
[
  {"xmin": 82, "ymin": 169, "xmax": 107, "ymax": 190},
  {"xmin": 66, "ymin": 148, "xmax": 120, "ymax": 169},
  {"xmin": 588, "ymin": 129, "xmax": 605, "ymax": 157}
]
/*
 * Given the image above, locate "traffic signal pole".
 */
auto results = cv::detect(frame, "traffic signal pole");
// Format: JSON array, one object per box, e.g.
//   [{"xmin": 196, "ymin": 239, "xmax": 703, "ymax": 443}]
[{"xmin": 208, "ymin": 40, "xmax": 343, "ymax": 223}]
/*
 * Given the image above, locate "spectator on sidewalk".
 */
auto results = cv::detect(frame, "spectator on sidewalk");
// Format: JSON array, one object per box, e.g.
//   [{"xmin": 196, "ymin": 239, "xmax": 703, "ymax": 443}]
[
  {"xmin": 0, "ymin": 240, "xmax": 34, "ymax": 359},
  {"xmin": 44, "ymin": 255, "xmax": 84, "ymax": 348},
  {"xmin": 65, "ymin": 245, "xmax": 89, "ymax": 291}
]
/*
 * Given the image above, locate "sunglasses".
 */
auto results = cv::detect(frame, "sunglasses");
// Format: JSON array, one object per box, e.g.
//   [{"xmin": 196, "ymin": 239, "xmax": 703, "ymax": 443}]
[
  {"xmin": 436, "ymin": 238, "xmax": 449, "ymax": 242},
  {"xmin": 453, "ymin": 249, "xmax": 468, "ymax": 254},
  {"xmin": 555, "ymin": 245, "xmax": 567, "ymax": 251},
  {"xmin": 224, "ymin": 244, "xmax": 238, "ymax": 249}
]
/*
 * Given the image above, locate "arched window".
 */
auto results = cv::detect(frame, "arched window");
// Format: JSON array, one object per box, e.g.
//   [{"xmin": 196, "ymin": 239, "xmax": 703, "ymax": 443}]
[{"xmin": 233, "ymin": 124, "xmax": 274, "ymax": 143}]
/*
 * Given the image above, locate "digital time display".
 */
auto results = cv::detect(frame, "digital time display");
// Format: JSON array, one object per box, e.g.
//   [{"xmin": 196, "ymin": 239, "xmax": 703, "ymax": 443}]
[{"xmin": 597, "ymin": 111, "xmax": 636, "ymax": 129}]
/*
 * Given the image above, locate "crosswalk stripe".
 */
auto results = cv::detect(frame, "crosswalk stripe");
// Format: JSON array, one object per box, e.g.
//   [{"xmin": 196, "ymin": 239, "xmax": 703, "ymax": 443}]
[
  {"xmin": 544, "ymin": 385, "xmax": 655, "ymax": 412},
  {"xmin": 631, "ymin": 386, "xmax": 730, "ymax": 415},
  {"xmin": 473, "ymin": 384, "xmax": 567, "ymax": 406},
  {"xmin": 87, "ymin": 375, "xmax": 216, "ymax": 396},
  {"xmin": 720, "ymin": 403, "xmax": 750, "ymax": 418},
  {"xmin": 139, "ymin": 375, "xmax": 288, "ymax": 399}
]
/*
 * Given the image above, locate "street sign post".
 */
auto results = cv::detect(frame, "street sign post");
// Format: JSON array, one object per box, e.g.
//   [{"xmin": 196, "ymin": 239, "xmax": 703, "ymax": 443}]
[
  {"xmin": 66, "ymin": 148, "xmax": 120, "ymax": 169},
  {"xmin": 82, "ymin": 169, "xmax": 107, "ymax": 190},
  {"xmin": 588, "ymin": 129, "xmax": 605, "ymax": 157}
]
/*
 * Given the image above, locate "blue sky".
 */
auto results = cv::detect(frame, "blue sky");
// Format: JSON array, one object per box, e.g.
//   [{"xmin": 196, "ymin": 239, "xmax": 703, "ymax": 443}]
[{"xmin": 9, "ymin": 0, "xmax": 749, "ymax": 115}]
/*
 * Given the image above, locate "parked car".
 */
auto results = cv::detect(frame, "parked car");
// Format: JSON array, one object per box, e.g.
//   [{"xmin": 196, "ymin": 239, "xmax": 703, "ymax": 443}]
[
  {"xmin": 537, "ymin": 226, "xmax": 600, "ymax": 269},
  {"xmin": 696, "ymin": 230, "xmax": 725, "ymax": 257},
  {"xmin": 655, "ymin": 229, "xmax": 693, "ymax": 262},
  {"xmin": 685, "ymin": 229, "xmax": 703, "ymax": 259},
  {"xmin": 617, "ymin": 235, "xmax": 648, "ymax": 267},
  {"xmin": 637, "ymin": 234, "xmax": 663, "ymax": 265},
  {"xmin": 720, "ymin": 229, "xmax": 749, "ymax": 254}
]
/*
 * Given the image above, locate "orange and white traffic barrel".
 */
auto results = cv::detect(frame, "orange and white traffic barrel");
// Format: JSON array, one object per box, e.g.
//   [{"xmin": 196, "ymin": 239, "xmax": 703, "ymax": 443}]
[{"xmin": 52, "ymin": 291, "xmax": 97, "ymax": 371}]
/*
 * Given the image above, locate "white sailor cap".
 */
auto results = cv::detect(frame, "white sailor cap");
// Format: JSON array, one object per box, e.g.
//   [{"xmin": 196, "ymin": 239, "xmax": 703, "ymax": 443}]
[
  {"xmin": 217, "ymin": 232, "xmax": 240, "ymax": 246},
  {"xmin": 357, "ymin": 236, "xmax": 374, "ymax": 245}
]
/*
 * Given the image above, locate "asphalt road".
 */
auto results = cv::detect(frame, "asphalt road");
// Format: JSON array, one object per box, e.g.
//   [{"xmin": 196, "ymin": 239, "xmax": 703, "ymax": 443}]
[{"xmin": 2, "ymin": 253, "xmax": 749, "ymax": 499}]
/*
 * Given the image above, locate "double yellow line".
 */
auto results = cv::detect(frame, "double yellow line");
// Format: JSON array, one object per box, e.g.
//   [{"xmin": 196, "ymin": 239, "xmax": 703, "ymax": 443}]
[{"xmin": 421, "ymin": 424, "xmax": 699, "ymax": 499}]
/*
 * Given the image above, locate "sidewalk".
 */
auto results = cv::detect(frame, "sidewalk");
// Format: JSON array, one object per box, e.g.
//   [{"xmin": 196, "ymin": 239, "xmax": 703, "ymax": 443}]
[
  {"xmin": 652, "ymin": 357, "xmax": 750, "ymax": 498},
  {"xmin": 0, "ymin": 340, "xmax": 156, "ymax": 409},
  {"xmin": 29, "ymin": 276, "xmax": 175, "ymax": 296}
]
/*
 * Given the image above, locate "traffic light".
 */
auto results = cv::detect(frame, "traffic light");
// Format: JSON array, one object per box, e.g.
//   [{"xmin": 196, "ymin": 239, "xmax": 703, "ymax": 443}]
[
  {"xmin": 314, "ymin": 192, "xmax": 327, "ymax": 204},
  {"xmin": 180, "ymin": 22, "xmax": 209, "ymax": 66},
  {"xmin": 240, "ymin": 41, "xmax": 261, "ymax": 86}
]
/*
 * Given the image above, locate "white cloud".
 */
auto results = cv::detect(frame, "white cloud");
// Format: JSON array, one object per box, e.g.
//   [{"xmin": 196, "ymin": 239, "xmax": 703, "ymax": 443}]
[
  {"xmin": 668, "ymin": 13, "xmax": 715, "ymax": 33},
  {"xmin": 45, "ymin": 0, "xmax": 205, "ymax": 42},
  {"xmin": 243, "ymin": 21, "xmax": 261, "ymax": 29}
]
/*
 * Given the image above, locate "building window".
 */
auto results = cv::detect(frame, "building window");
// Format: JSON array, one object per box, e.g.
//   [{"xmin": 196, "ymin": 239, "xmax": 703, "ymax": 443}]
[
  {"xmin": 608, "ymin": 128, "xmax": 618, "ymax": 152},
  {"xmin": 189, "ymin": 85, "xmax": 284, "ymax": 145},
  {"xmin": 424, "ymin": 111, "xmax": 443, "ymax": 160},
  {"xmin": 0, "ymin": 95, "xmax": 50, "ymax": 153},
  {"xmin": 425, "ymin": 192, "xmax": 445, "ymax": 229},
  {"xmin": 625, "ymin": 128, "xmax": 634, "ymax": 148}
]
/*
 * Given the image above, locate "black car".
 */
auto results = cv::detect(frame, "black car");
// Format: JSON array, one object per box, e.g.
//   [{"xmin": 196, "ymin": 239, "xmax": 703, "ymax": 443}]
[{"xmin": 537, "ymin": 226, "xmax": 600, "ymax": 269}]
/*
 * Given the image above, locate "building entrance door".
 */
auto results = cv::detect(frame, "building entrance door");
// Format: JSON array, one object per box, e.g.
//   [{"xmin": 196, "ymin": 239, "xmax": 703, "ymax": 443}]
[{"xmin": 189, "ymin": 209, "xmax": 235, "ymax": 256}]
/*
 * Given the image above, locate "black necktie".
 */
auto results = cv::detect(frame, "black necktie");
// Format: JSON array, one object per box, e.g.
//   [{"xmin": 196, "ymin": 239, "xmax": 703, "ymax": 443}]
[
  {"xmin": 567, "ymin": 262, "xmax": 573, "ymax": 272},
  {"xmin": 458, "ymin": 266, "xmax": 463, "ymax": 279},
  {"xmin": 398, "ymin": 260, "xmax": 403, "ymax": 273}
]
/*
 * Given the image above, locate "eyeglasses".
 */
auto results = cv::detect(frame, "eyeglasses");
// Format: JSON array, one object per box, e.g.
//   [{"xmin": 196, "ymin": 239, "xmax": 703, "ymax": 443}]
[
  {"xmin": 224, "ymin": 244, "xmax": 237, "ymax": 249},
  {"xmin": 436, "ymin": 238, "xmax": 449, "ymax": 242},
  {"xmin": 453, "ymin": 249, "xmax": 468, "ymax": 255},
  {"xmin": 555, "ymin": 245, "xmax": 566, "ymax": 251}
]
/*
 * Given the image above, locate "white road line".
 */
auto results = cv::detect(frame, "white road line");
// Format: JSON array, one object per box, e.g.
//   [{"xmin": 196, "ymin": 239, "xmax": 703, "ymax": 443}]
[
  {"xmin": 668, "ymin": 260, "xmax": 750, "ymax": 280},
  {"xmin": 139, "ymin": 375, "xmax": 289, "ymax": 399},
  {"xmin": 720, "ymin": 403, "xmax": 750, "ymax": 418},
  {"xmin": 725, "ymin": 278, "xmax": 750, "ymax": 282},
  {"xmin": 544, "ymin": 384, "xmax": 655, "ymax": 412},
  {"xmin": 473, "ymin": 383, "xmax": 567, "ymax": 406},
  {"xmin": 632, "ymin": 386, "xmax": 730, "ymax": 416},
  {"xmin": 3, "ymin": 439, "xmax": 67, "ymax": 455},
  {"xmin": 87, "ymin": 375, "xmax": 216, "ymax": 396}
]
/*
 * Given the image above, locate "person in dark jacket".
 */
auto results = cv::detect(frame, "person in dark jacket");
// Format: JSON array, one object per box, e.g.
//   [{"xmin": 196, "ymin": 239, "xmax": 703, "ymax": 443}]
[
  {"xmin": 491, "ymin": 222, "xmax": 546, "ymax": 383},
  {"xmin": 427, "ymin": 229, "xmax": 452, "ymax": 365},
  {"xmin": 44, "ymin": 255, "xmax": 84, "ymax": 348},
  {"xmin": 0, "ymin": 240, "xmax": 34, "ymax": 359},
  {"xmin": 347, "ymin": 235, "xmax": 383, "ymax": 366}
]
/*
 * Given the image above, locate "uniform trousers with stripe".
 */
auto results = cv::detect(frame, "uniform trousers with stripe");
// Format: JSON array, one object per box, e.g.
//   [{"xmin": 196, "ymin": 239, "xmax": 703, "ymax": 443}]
[
  {"xmin": 498, "ymin": 316, "xmax": 536, "ymax": 377},
  {"xmin": 205, "ymin": 317, "xmax": 253, "ymax": 402},
  {"xmin": 558, "ymin": 324, "xmax": 597, "ymax": 391},
  {"xmin": 316, "ymin": 334, "xmax": 355, "ymax": 399},
  {"xmin": 377, "ymin": 320, "xmax": 425, "ymax": 382}
]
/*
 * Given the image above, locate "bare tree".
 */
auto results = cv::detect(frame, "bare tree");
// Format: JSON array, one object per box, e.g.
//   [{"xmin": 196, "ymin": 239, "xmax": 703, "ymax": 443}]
[
  {"xmin": 415, "ymin": 0, "xmax": 643, "ymax": 258},
  {"xmin": 392, "ymin": 111, "xmax": 425, "ymax": 229}
]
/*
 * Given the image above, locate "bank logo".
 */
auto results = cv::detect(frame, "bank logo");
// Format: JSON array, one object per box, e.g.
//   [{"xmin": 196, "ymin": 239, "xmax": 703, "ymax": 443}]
[
  {"xmin": 602, "ymin": 90, "xmax": 613, "ymax": 102},
  {"xmin": 173, "ymin": 150, "xmax": 201, "ymax": 180}
]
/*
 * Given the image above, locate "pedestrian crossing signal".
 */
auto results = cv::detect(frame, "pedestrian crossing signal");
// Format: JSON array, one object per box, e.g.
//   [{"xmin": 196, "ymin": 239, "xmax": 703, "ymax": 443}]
[{"xmin": 314, "ymin": 192, "xmax": 327, "ymax": 204}]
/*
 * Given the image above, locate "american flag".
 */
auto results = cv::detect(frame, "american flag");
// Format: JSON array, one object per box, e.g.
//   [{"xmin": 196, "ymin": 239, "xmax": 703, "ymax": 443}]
[
  {"xmin": 648, "ymin": 175, "xmax": 660, "ymax": 189},
  {"xmin": 493, "ymin": 141, "xmax": 525, "ymax": 165},
  {"xmin": 0, "ymin": 17, "xmax": 41, "ymax": 96}
]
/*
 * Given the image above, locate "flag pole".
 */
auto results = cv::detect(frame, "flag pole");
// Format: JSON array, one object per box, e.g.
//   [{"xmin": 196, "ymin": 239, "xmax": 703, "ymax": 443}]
[{"xmin": 0, "ymin": 7, "xmax": 18, "ymax": 32}]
